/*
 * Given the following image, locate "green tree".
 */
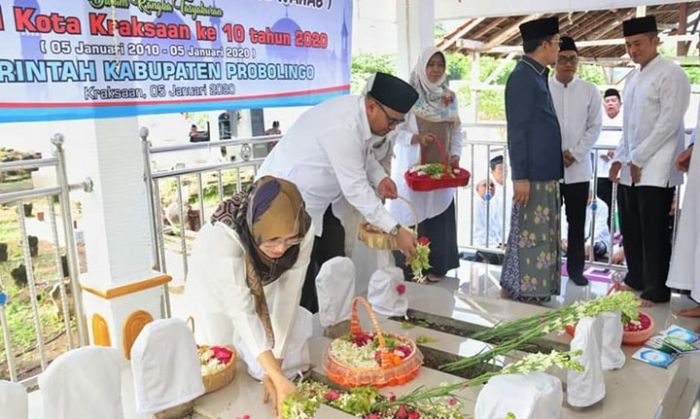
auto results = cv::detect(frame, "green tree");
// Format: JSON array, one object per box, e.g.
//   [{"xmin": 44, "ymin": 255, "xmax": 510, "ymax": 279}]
[
  {"xmin": 445, "ymin": 51, "xmax": 471, "ymax": 81},
  {"xmin": 350, "ymin": 53, "xmax": 396, "ymax": 94},
  {"xmin": 577, "ymin": 64, "xmax": 606, "ymax": 85}
]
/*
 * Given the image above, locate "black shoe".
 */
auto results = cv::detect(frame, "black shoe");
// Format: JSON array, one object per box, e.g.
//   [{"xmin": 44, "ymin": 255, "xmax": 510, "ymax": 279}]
[{"xmin": 569, "ymin": 275, "xmax": 589, "ymax": 286}]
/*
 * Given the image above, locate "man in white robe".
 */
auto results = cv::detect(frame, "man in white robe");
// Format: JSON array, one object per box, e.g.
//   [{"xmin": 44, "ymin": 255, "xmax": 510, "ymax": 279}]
[{"xmin": 609, "ymin": 16, "xmax": 690, "ymax": 306}]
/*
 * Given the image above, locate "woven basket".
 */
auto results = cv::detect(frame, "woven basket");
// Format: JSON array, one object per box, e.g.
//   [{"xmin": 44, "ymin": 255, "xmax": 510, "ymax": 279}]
[
  {"xmin": 188, "ymin": 317, "xmax": 236, "ymax": 394},
  {"xmin": 358, "ymin": 196, "xmax": 418, "ymax": 250},
  {"xmin": 324, "ymin": 297, "xmax": 422, "ymax": 388},
  {"xmin": 198, "ymin": 344, "xmax": 236, "ymax": 393},
  {"xmin": 405, "ymin": 139, "xmax": 470, "ymax": 191}
]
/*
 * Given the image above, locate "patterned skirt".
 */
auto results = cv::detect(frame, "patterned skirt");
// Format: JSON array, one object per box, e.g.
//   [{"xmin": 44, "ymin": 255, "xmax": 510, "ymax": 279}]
[{"xmin": 500, "ymin": 181, "xmax": 561, "ymax": 302}]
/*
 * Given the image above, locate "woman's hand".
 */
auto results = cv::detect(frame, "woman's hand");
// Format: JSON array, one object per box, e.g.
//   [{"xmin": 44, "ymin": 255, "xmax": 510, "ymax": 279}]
[
  {"xmin": 271, "ymin": 375, "xmax": 297, "ymax": 417},
  {"xmin": 411, "ymin": 133, "xmax": 437, "ymax": 146},
  {"xmin": 449, "ymin": 155, "xmax": 460, "ymax": 168},
  {"xmin": 258, "ymin": 351, "xmax": 295, "ymax": 418}
]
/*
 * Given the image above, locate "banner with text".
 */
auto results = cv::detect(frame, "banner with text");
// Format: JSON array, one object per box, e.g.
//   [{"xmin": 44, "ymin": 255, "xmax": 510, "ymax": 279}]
[{"xmin": 0, "ymin": 0, "xmax": 352, "ymax": 122}]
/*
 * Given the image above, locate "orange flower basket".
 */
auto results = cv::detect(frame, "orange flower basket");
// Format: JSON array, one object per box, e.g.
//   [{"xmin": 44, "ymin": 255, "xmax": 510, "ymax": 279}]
[
  {"xmin": 324, "ymin": 297, "xmax": 423, "ymax": 388},
  {"xmin": 404, "ymin": 139, "xmax": 470, "ymax": 191},
  {"xmin": 358, "ymin": 196, "xmax": 418, "ymax": 250}
]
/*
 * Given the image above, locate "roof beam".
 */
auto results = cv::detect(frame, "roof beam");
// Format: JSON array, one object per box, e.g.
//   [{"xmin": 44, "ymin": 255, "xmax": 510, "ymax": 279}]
[
  {"xmin": 583, "ymin": 9, "xmax": 637, "ymax": 40},
  {"xmin": 482, "ymin": 14, "xmax": 544, "ymax": 51},
  {"xmin": 438, "ymin": 18, "xmax": 485, "ymax": 50},
  {"xmin": 470, "ymin": 16, "xmax": 510, "ymax": 40},
  {"xmin": 487, "ymin": 33, "xmax": 699, "ymax": 53}
]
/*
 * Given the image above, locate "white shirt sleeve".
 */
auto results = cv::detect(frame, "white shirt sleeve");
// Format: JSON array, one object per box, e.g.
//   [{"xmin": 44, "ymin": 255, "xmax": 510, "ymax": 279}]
[
  {"xmin": 631, "ymin": 69, "xmax": 691, "ymax": 167},
  {"xmin": 319, "ymin": 128, "xmax": 397, "ymax": 233},
  {"xmin": 219, "ymin": 261, "xmax": 272, "ymax": 359},
  {"xmin": 571, "ymin": 85, "xmax": 602, "ymax": 162},
  {"xmin": 269, "ymin": 228, "xmax": 314, "ymax": 359},
  {"xmin": 366, "ymin": 147, "xmax": 389, "ymax": 187}
]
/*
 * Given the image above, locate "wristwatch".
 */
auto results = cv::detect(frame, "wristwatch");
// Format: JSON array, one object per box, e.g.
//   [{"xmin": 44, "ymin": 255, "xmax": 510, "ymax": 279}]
[{"xmin": 389, "ymin": 224, "xmax": 401, "ymax": 236}]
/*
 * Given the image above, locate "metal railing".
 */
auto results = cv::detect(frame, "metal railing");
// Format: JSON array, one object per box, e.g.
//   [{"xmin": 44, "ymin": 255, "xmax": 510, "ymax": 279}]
[
  {"xmin": 0, "ymin": 134, "xmax": 92, "ymax": 386},
  {"xmin": 141, "ymin": 128, "xmax": 280, "ymax": 315},
  {"xmin": 457, "ymin": 124, "xmax": 687, "ymax": 272}
]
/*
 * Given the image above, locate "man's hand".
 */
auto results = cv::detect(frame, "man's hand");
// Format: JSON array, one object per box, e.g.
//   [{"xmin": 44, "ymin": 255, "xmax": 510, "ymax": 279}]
[
  {"xmin": 395, "ymin": 227, "xmax": 417, "ymax": 259},
  {"xmin": 377, "ymin": 177, "xmax": 398, "ymax": 199},
  {"xmin": 677, "ymin": 146, "xmax": 693, "ymax": 172},
  {"xmin": 513, "ymin": 180, "xmax": 531, "ymax": 207},
  {"xmin": 630, "ymin": 163, "xmax": 642, "ymax": 184},
  {"xmin": 412, "ymin": 133, "xmax": 437, "ymax": 146},
  {"xmin": 563, "ymin": 150, "xmax": 576, "ymax": 167},
  {"xmin": 449, "ymin": 155, "xmax": 460, "ymax": 168},
  {"xmin": 608, "ymin": 162, "xmax": 622, "ymax": 183}
]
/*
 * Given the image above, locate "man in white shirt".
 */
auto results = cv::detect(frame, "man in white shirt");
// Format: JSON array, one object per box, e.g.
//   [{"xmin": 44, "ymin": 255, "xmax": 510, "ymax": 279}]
[
  {"xmin": 609, "ymin": 16, "xmax": 690, "ymax": 306},
  {"xmin": 257, "ymin": 72, "xmax": 419, "ymax": 313},
  {"xmin": 549, "ymin": 36, "xmax": 602, "ymax": 286},
  {"xmin": 595, "ymin": 88, "xmax": 623, "ymax": 229}
]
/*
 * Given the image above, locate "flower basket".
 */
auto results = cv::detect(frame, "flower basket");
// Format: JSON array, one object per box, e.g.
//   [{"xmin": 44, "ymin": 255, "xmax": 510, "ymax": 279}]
[
  {"xmin": 188, "ymin": 317, "xmax": 236, "ymax": 394},
  {"xmin": 358, "ymin": 196, "xmax": 418, "ymax": 250},
  {"xmin": 198, "ymin": 344, "xmax": 236, "ymax": 393},
  {"xmin": 565, "ymin": 311, "xmax": 654, "ymax": 346},
  {"xmin": 404, "ymin": 139, "xmax": 470, "ymax": 191},
  {"xmin": 324, "ymin": 297, "xmax": 422, "ymax": 388}
]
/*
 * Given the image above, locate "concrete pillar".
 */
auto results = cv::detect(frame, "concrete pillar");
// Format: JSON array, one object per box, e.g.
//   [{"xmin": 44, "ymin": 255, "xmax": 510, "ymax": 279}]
[
  {"xmin": 69, "ymin": 117, "xmax": 170, "ymax": 358},
  {"xmin": 396, "ymin": 0, "xmax": 435, "ymax": 80}
]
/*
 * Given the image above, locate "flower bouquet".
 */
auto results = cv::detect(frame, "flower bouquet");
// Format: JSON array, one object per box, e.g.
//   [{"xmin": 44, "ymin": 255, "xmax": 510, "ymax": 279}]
[
  {"xmin": 284, "ymin": 350, "xmax": 583, "ymax": 418},
  {"xmin": 442, "ymin": 292, "xmax": 640, "ymax": 373},
  {"xmin": 408, "ymin": 236, "xmax": 431, "ymax": 283},
  {"xmin": 198, "ymin": 345, "xmax": 236, "ymax": 393},
  {"xmin": 325, "ymin": 297, "xmax": 423, "ymax": 388},
  {"xmin": 404, "ymin": 140, "xmax": 469, "ymax": 191},
  {"xmin": 282, "ymin": 381, "xmax": 463, "ymax": 419}
]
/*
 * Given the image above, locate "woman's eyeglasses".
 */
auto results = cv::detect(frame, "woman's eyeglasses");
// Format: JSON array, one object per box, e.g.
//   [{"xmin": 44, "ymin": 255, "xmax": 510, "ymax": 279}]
[{"xmin": 260, "ymin": 236, "xmax": 303, "ymax": 249}]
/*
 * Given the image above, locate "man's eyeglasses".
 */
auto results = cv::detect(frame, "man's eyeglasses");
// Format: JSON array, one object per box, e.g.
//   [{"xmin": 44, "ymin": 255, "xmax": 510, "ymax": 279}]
[
  {"xmin": 557, "ymin": 55, "xmax": 578, "ymax": 65},
  {"xmin": 374, "ymin": 100, "xmax": 405, "ymax": 127}
]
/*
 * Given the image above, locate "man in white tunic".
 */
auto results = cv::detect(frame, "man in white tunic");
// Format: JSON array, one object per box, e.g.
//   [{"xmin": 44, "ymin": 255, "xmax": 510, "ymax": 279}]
[
  {"xmin": 257, "ymin": 72, "xmax": 419, "ymax": 313},
  {"xmin": 549, "ymin": 36, "xmax": 602, "ymax": 286},
  {"xmin": 667, "ymin": 127, "xmax": 698, "ymax": 328},
  {"xmin": 609, "ymin": 16, "xmax": 690, "ymax": 306}
]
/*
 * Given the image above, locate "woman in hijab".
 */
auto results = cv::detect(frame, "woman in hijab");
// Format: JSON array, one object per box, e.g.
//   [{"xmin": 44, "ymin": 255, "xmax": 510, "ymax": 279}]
[
  {"xmin": 389, "ymin": 46, "xmax": 463, "ymax": 282},
  {"xmin": 186, "ymin": 176, "xmax": 313, "ymax": 417}
]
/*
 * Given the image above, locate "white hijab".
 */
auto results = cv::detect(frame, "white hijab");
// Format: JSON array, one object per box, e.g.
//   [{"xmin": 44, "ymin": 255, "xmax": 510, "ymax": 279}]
[{"xmin": 409, "ymin": 46, "xmax": 460, "ymax": 123}]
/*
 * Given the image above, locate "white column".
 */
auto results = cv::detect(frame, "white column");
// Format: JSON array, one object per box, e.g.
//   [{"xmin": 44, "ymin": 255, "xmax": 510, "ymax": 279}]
[
  {"xmin": 396, "ymin": 0, "xmax": 435, "ymax": 80},
  {"xmin": 64, "ymin": 117, "xmax": 169, "ymax": 358},
  {"xmin": 78, "ymin": 117, "xmax": 152, "ymax": 285}
]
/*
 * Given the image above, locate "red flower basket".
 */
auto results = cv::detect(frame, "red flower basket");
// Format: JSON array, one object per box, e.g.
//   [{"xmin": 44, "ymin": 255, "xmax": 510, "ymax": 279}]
[
  {"xmin": 565, "ymin": 311, "xmax": 654, "ymax": 346},
  {"xmin": 404, "ymin": 139, "xmax": 470, "ymax": 191}
]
